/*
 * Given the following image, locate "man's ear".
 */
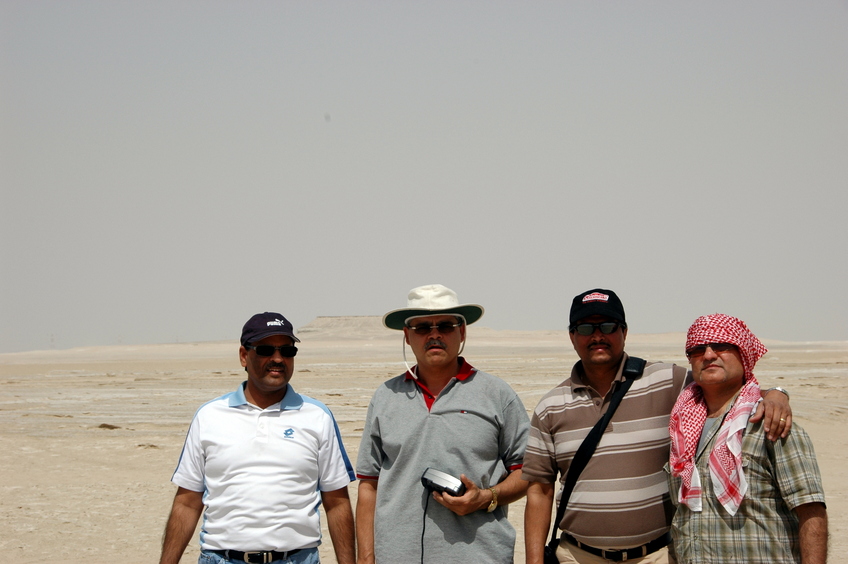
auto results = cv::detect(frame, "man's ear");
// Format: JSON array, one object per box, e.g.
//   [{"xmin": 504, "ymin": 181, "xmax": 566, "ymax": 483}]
[{"xmin": 239, "ymin": 346, "xmax": 249, "ymax": 368}]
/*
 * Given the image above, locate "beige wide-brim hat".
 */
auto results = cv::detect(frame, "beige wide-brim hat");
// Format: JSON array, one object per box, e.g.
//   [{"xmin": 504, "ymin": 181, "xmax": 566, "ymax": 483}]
[{"xmin": 382, "ymin": 284, "xmax": 485, "ymax": 330}]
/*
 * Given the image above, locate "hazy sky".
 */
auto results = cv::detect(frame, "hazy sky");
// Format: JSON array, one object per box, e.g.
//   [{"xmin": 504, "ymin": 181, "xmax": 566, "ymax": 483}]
[{"xmin": 2, "ymin": 1, "xmax": 847, "ymax": 353}]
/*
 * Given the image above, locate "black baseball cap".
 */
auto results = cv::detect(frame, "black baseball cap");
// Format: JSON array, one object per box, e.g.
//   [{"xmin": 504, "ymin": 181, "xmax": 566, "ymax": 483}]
[
  {"xmin": 569, "ymin": 289, "xmax": 626, "ymax": 327},
  {"xmin": 240, "ymin": 312, "xmax": 301, "ymax": 346}
]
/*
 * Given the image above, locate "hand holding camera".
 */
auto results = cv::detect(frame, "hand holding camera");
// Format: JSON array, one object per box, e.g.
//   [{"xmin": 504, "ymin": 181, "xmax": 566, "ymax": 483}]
[{"xmin": 422, "ymin": 468, "xmax": 496, "ymax": 516}]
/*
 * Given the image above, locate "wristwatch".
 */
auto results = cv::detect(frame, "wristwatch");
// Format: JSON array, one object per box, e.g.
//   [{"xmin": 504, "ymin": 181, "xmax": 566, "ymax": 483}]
[
  {"xmin": 767, "ymin": 386, "xmax": 790, "ymax": 399},
  {"xmin": 486, "ymin": 487, "xmax": 498, "ymax": 513}
]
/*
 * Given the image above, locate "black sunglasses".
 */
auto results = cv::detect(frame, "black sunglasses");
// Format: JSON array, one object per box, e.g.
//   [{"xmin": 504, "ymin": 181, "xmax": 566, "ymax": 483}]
[
  {"xmin": 406, "ymin": 321, "xmax": 463, "ymax": 335},
  {"xmin": 245, "ymin": 345, "xmax": 298, "ymax": 358},
  {"xmin": 686, "ymin": 343, "xmax": 735, "ymax": 359},
  {"xmin": 570, "ymin": 322, "xmax": 623, "ymax": 336}
]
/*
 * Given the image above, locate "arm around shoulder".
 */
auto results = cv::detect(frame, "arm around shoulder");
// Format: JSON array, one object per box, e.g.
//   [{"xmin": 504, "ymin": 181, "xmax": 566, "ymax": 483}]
[
  {"xmin": 159, "ymin": 487, "xmax": 204, "ymax": 564},
  {"xmin": 752, "ymin": 387, "xmax": 792, "ymax": 440}
]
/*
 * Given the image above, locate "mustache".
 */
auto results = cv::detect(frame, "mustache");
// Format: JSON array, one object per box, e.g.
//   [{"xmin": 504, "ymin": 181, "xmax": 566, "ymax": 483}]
[{"xmin": 426, "ymin": 339, "xmax": 446, "ymax": 349}]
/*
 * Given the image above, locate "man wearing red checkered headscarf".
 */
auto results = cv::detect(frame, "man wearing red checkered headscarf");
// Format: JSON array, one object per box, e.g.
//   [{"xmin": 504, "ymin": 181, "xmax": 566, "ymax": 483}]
[
  {"xmin": 522, "ymin": 289, "xmax": 795, "ymax": 564},
  {"xmin": 668, "ymin": 314, "xmax": 827, "ymax": 564}
]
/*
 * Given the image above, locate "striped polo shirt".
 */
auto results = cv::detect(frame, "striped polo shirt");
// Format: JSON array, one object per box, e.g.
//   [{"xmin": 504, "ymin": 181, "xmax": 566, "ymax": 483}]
[{"xmin": 522, "ymin": 354, "xmax": 689, "ymax": 549}]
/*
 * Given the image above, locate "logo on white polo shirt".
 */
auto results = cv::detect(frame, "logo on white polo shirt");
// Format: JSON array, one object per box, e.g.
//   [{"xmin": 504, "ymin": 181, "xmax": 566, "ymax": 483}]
[{"xmin": 284, "ymin": 428, "xmax": 295, "ymax": 438}]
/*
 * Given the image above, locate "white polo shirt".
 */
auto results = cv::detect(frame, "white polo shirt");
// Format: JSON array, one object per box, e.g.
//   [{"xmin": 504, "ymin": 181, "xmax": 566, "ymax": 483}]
[{"xmin": 172, "ymin": 382, "xmax": 355, "ymax": 551}]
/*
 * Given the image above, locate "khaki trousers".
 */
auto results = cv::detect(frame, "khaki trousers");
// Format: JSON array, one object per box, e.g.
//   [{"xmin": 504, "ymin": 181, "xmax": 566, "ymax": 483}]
[{"xmin": 556, "ymin": 542, "xmax": 675, "ymax": 564}]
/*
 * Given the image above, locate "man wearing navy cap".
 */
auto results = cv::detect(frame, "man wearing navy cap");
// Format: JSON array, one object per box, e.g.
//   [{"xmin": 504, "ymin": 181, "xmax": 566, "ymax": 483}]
[{"xmin": 159, "ymin": 312, "xmax": 355, "ymax": 564}]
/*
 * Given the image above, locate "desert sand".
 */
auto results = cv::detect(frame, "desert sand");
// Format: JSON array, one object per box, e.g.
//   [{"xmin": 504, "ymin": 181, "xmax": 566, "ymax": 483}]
[{"xmin": 1, "ymin": 316, "xmax": 846, "ymax": 563}]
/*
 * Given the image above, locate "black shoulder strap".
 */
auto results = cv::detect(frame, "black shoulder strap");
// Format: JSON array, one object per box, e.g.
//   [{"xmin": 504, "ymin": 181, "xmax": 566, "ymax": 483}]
[
  {"xmin": 622, "ymin": 356, "xmax": 647, "ymax": 380},
  {"xmin": 547, "ymin": 356, "xmax": 647, "ymax": 548}
]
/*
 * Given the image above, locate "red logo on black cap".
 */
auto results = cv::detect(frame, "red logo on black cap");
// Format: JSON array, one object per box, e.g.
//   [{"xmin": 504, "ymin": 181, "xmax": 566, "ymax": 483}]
[{"xmin": 582, "ymin": 292, "xmax": 609, "ymax": 303}]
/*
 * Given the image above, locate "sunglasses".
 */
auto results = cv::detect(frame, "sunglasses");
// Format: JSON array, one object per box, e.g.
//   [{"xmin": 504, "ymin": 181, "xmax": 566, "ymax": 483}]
[
  {"xmin": 685, "ymin": 343, "xmax": 736, "ymax": 359},
  {"xmin": 406, "ymin": 321, "xmax": 463, "ymax": 335},
  {"xmin": 570, "ymin": 322, "xmax": 622, "ymax": 336},
  {"xmin": 245, "ymin": 345, "xmax": 298, "ymax": 358}
]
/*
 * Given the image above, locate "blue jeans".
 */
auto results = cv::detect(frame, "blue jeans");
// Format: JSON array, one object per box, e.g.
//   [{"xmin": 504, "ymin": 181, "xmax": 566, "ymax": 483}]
[{"xmin": 199, "ymin": 548, "xmax": 320, "ymax": 564}]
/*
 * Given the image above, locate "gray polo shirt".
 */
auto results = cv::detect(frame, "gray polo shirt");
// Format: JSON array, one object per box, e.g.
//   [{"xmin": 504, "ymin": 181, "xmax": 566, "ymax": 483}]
[{"xmin": 357, "ymin": 359, "xmax": 529, "ymax": 563}]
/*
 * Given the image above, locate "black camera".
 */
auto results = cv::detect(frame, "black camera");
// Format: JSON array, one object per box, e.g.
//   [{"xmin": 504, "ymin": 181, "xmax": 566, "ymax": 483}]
[{"xmin": 420, "ymin": 467, "xmax": 466, "ymax": 497}]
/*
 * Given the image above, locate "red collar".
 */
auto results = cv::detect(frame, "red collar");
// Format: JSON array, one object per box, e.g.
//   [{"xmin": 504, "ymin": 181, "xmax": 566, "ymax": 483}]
[
  {"xmin": 405, "ymin": 357, "xmax": 475, "ymax": 381},
  {"xmin": 406, "ymin": 357, "xmax": 475, "ymax": 410}
]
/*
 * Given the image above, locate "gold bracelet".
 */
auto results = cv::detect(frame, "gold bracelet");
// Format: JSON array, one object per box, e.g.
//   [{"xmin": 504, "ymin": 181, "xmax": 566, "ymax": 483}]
[{"xmin": 486, "ymin": 487, "xmax": 498, "ymax": 513}]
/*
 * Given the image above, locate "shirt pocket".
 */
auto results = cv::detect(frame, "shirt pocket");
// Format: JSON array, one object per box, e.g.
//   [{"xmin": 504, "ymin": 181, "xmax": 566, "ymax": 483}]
[{"xmin": 740, "ymin": 435, "xmax": 773, "ymax": 497}]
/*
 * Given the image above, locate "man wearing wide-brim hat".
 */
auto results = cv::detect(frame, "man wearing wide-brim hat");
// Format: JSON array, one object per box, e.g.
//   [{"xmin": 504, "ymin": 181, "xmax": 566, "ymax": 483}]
[{"xmin": 355, "ymin": 284, "xmax": 530, "ymax": 564}]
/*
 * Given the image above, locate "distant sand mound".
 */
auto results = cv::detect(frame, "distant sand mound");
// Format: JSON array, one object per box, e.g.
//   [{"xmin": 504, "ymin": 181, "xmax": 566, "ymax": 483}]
[{"xmin": 297, "ymin": 316, "xmax": 390, "ymax": 340}]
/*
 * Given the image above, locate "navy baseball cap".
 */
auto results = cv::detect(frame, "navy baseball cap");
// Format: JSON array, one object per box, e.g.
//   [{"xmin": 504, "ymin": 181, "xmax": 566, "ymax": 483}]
[
  {"xmin": 569, "ymin": 289, "xmax": 626, "ymax": 327},
  {"xmin": 240, "ymin": 312, "xmax": 301, "ymax": 346}
]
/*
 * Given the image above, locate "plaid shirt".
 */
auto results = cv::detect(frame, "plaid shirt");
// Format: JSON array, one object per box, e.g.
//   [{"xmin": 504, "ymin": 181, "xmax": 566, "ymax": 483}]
[{"xmin": 667, "ymin": 418, "xmax": 825, "ymax": 563}]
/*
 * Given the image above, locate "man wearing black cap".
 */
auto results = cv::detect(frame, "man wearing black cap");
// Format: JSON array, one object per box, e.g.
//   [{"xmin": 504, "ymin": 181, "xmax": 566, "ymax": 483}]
[
  {"xmin": 159, "ymin": 312, "xmax": 355, "ymax": 564},
  {"xmin": 521, "ymin": 290, "xmax": 792, "ymax": 564}
]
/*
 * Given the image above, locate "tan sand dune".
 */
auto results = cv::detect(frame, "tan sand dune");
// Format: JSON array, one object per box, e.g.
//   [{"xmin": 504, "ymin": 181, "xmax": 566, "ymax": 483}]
[{"xmin": 1, "ymin": 316, "xmax": 846, "ymax": 563}]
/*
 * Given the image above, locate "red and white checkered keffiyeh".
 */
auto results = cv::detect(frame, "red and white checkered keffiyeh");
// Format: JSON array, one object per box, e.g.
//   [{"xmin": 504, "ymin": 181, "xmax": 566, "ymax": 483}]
[
  {"xmin": 685, "ymin": 313, "xmax": 767, "ymax": 380},
  {"xmin": 669, "ymin": 314, "xmax": 768, "ymax": 516}
]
